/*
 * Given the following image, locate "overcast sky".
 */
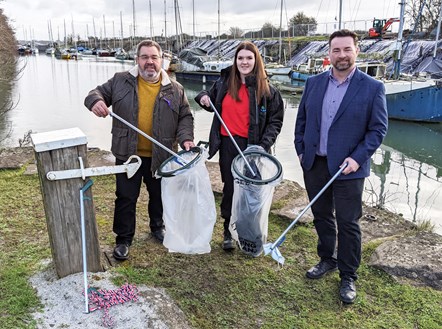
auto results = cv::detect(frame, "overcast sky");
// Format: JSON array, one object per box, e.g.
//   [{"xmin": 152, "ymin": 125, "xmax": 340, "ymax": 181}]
[{"xmin": 2, "ymin": 0, "xmax": 402, "ymax": 41}]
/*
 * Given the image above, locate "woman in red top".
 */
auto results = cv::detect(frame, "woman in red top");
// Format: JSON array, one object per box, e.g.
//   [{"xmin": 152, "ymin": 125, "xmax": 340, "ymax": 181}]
[{"xmin": 195, "ymin": 41, "xmax": 284, "ymax": 250}]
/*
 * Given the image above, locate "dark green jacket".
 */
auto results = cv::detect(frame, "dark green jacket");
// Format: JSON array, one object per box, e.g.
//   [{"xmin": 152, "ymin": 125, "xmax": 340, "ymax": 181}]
[{"xmin": 84, "ymin": 66, "xmax": 194, "ymax": 173}]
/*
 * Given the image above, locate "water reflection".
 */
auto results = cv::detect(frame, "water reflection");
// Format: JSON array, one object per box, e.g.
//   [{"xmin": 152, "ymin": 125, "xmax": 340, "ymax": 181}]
[
  {"xmin": 0, "ymin": 55, "xmax": 440, "ymax": 234},
  {"xmin": 367, "ymin": 121, "xmax": 442, "ymax": 229}
]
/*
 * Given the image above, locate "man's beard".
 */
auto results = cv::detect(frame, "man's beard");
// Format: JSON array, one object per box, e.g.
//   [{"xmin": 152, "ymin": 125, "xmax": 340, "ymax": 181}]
[
  {"xmin": 139, "ymin": 65, "xmax": 160, "ymax": 82},
  {"xmin": 333, "ymin": 59, "xmax": 353, "ymax": 71}
]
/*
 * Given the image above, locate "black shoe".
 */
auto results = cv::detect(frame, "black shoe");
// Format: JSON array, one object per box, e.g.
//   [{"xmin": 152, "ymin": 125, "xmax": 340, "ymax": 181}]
[
  {"xmin": 222, "ymin": 231, "xmax": 235, "ymax": 251},
  {"xmin": 113, "ymin": 243, "xmax": 130, "ymax": 260},
  {"xmin": 306, "ymin": 260, "xmax": 338, "ymax": 279},
  {"xmin": 339, "ymin": 277, "xmax": 357, "ymax": 304},
  {"xmin": 152, "ymin": 228, "xmax": 165, "ymax": 243}
]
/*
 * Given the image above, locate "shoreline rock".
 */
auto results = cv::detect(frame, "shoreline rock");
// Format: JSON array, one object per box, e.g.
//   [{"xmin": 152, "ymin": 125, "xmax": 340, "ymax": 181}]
[{"xmin": 1, "ymin": 146, "xmax": 441, "ymax": 291}]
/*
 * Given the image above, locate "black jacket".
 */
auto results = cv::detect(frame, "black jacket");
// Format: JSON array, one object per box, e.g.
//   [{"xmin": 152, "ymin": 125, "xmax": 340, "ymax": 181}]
[{"xmin": 194, "ymin": 66, "xmax": 284, "ymax": 159}]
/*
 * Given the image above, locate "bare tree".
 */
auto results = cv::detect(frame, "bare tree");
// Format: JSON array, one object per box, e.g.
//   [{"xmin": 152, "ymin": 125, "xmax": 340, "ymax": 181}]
[
  {"xmin": 229, "ymin": 26, "xmax": 244, "ymax": 38},
  {"xmin": 261, "ymin": 22, "xmax": 279, "ymax": 38},
  {"xmin": 288, "ymin": 12, "xmax": 318, "ymax": 36},
  {"xmin": 406, "ymin": 0, "xmax": 442, "ymax": 33}
]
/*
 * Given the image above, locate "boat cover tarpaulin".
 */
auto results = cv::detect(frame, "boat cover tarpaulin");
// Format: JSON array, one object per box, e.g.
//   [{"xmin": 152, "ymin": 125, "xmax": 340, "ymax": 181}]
[
  {"xmin": 414, "ymin": 58, "xmax": 442, "ymax": 78},
  {"xmin": 178, "ymin": 48, "xmax": 212, "ymax": 68}
]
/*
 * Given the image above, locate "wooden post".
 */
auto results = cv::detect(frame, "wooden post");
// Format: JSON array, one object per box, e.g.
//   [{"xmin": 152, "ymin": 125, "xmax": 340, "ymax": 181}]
[{"xmin": 31, "ymin": 128, "xmax": 102, "ymax": 278}]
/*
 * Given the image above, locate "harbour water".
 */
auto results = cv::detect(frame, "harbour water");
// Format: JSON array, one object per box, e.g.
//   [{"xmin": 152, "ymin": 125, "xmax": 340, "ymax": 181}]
[{"xmin": 1, "ymin": 54, "xmax": 441, "ymax": 234}]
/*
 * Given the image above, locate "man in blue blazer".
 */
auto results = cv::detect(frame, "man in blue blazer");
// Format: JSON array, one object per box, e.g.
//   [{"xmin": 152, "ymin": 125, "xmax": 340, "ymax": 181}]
[{"xmin": 295, "ymin": 29, "xmax": 388, "ymax": 304}]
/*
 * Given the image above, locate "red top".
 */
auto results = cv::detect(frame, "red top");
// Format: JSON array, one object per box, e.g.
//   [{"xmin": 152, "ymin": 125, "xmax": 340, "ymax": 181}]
[{"xmin": 220, "ymin": 84, "xmax": 249, "ymax": 138}]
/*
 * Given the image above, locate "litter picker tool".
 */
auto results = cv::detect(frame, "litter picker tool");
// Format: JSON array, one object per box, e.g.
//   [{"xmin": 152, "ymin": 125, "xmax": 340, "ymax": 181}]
[
  {"xmin": 108, "ymin": 111, "xmax": 188, "ymax": 165},
  {"xmin": 208, "ymin": 99, "xmax": 257, "ymax": 178},
  {"xmin": 80, "ymin": 179, "xmax": 93, "ymax": 313},
  {"xmin": 263, "ymin": 162, "xmax": 348, "ymax": 265}
]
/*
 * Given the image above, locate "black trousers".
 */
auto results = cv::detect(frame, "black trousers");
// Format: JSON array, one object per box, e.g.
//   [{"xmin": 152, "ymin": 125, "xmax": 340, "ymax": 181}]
[
  {"xmin": 303, "ymin": 156, "xmax": 364, "ymax": 280},
  {"xmin": 114, "ymin": 157, "xmax": 164, "ymax": 245},
  {"xmin": 219, "ymin": 135, "xmax": 248, "ymax": 232}
]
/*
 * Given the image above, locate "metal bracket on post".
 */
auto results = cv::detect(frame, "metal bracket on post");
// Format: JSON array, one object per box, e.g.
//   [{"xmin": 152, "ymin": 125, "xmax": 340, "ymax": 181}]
[{"xmin": 46, "ymin": 155, "xmax": 142, "ymax": 181}]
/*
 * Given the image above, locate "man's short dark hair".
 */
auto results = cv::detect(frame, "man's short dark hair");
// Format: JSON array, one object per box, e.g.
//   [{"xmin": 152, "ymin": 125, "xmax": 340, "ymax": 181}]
[
  {"xmin": 329, "ymin": 29, "xmax": 358, "ymax": 47},
  {"xmin": 136, "ymin": 40, "xmax": 163, "ymax": 57}
]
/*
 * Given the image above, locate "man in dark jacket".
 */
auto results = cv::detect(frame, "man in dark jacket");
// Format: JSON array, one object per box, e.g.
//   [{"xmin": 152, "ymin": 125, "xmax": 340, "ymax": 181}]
[
  {"xmin": 295, "ymin": 30, "xmax": 388, "ymax": 303},
  {"xmin": 84, "ymin": 40, "xmax": 194, "ymax": 260}
]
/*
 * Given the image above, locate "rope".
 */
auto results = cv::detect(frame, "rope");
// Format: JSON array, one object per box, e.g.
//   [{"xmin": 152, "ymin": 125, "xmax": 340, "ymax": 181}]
[{"xmin": 87, "ymin": 283, "xmax": 139, "ymax": 328}]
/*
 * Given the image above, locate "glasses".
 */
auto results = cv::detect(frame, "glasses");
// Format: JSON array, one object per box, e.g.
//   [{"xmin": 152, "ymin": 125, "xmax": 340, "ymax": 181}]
[{"xmin": 138, "ymin": 55, "xmax": 161, "ymax": 61}]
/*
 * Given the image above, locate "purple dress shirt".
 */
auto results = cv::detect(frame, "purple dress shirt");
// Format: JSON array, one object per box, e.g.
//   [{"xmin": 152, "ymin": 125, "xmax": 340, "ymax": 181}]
[{"xmin": 318, "ymin": 67, "xmax": 357, "ymax": 156}]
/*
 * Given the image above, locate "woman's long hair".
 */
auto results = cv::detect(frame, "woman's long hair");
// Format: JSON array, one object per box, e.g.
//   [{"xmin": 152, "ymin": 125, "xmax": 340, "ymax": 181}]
[{"xmin": 228, "ymin": 41, "xmax": 270, "ymax": 101}]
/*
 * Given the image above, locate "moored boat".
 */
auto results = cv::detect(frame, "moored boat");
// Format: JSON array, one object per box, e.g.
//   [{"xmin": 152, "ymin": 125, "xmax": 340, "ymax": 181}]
[
  {"xmin": 265, "ymin": 63, "xmax": 292, "ymax": 75},
  {"xmin": 384, "ymin": 77, "xmax": 442, "ymax": 122},
  {"xmin": 174, "ymin": 47, "xmax": 233, "ymax": 83},
  {"xmin": 381, "ymin": 0, "xmax": 442, "ymax": 123}
]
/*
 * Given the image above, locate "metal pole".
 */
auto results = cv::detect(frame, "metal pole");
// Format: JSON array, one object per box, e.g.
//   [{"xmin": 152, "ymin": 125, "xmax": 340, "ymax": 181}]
[
  {"xmin": 269, "ymin": 163, "xmax": 347, "ymax": 250},
  {"xmin": 133, "ymin": 0, "xmax": 136, "ymax": 45},
  {"xmin": 208, "ymin": 100, "xmax": 256, "ymax": 177},
  {"xmin": 434, "ymin": 2, "xmax": 442, "ymax": 58},
  {"xmin": 278, "ymin": 0, "xmax": 283, "ymax": 63},
  {"xmin": 218, "ymin": 0, "xmax": 220, "ymax": 58},
  {"xmin": 108, "ymin": 111, "xmax": 188, "ymax": 164},
  {"xmin": 338, "ymin": 0, "xmax": 342, "ymax": 30},
  {"xmin": 80, "ymin": 179, "xmax": 93, "ymax": 314},
  {"xmin": 120, "ymin": 11, "xmax": 124, "ymax": 49},
  {"xmin": 193, "ymin": 0, "xmax": 195, "ymax": 40},
  {"xmin": 164, "ymin": 0, "xmax": 167, "ymax": 48},
  {"xmin": 393, "ymin": 0, "xmax": 406, "ymax": 79}
]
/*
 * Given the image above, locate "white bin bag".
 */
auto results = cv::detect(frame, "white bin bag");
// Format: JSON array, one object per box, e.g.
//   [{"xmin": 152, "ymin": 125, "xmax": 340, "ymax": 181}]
[
  {"xmin": 229, "ymin": 146, "xmax": 283, "ymax": 257},
  {"xmin": 156, "ymin": 146, "xmax": 216, "ymax": 254}
]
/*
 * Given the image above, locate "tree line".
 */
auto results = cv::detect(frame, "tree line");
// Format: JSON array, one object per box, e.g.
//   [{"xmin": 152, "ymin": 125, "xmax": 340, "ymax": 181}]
[
  {"xmin": 0, "ymin": 2, "xmax": 20, "ymax": 142},
  {"xmin": 226, "ymin": 4, "xmax": 442, "ymax": 39}
]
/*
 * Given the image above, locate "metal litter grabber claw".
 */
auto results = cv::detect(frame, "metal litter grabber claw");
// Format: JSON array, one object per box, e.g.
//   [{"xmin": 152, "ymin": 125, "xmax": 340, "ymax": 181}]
[
  {"xmin": 108, "ymin": 111, "xmax": 188, "ymax": 166},
  {"xmin": 208, "ymin": 99, "xmax": 257, "ymax": 178},
  {"xmin": 80, "ymin": 179, "xmax": 93, "ymax": 313},
  {"xmin": 263, "ymin": 163, "xmax": 348, "ymax": 265}
]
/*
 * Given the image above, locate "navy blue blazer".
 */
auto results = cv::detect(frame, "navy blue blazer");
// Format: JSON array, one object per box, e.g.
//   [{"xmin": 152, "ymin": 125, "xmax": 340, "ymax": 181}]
[{"xmin": 294, "ymin": 68, "xmax": 388, "ymax": 180}]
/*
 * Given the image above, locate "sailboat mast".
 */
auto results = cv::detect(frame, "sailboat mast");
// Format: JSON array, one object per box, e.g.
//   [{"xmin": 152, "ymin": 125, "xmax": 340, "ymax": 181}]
[
  {"xmin": 86, "ymin": 24, "xmax": 90, "ymax": 48},
  {"xmin": 434, "ymin": 2, "xmax": 442, "ymax": 58},
  {"xmin": 338, "ymin": 0, "xmax": 342, "ymax": 29},
  {"xmin": 132, "ymin": 0, "xmax": 136, "ymax": 45},
  {"xmin": 120, "ymin": 11, "xmax": 124, "ymax": 49},
  {"xmin": 103, "ymin": 15, "xmax": 107, "ymax": 46},
  {"xmin": 193, "ymin": 0, "xmax": 195, "ymax": 40},
  {"xmin": 64, "ymin": 19, "xmax": 67, "ymax": 48},
  {"xmin": 113, "ymin": 21, "xmax": 116, "ymax": 48},
  {"xmin": 92, "ymin": 17, "xmax": 97, "ymax": 48},
  {"xmin": 174, "ymin": 0, "xmax": 183, "ymax": 50},
  {"xmin": 278, "ymin": 0, "xmax": 283, "ymax": 63},
  {"xmin": 71, "ymin": 15, "xmax": 76, "ymax": 49},
  {"xmin": 393, "ymin": 0, "xmax": 406, "ymax": 79},
  {"xmin": 218, "ymin": 0, "xmax": 220, "ymax": 58},
  {"xmin": 149, "ymin": 0, "xmax": 153, "ymax": 38},
  {"xmin": 164, "ymin": 0, "xmax": 168, "ymax": 50}
]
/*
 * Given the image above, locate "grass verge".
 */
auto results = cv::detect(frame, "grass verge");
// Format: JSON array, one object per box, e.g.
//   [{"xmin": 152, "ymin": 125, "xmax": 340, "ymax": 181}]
[{"xmin": 0, "ymin": 168, "xmax": 441, "ymax": 329}]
